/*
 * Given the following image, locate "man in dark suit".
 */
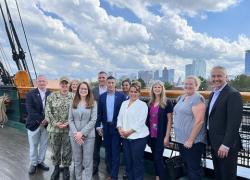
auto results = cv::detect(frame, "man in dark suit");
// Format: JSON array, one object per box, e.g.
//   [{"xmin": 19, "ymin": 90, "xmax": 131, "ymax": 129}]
[
  {"xmin": 96, "ymin": 76, "xmax": 126, "ymax": 180},
  {"xmin": 26, "ymin": 75, "xmax": 51, "ymax": 175},
  {"xmin": 92, "ymin": 71, "xmax": 108, "ymax": 175},
  {"xmin": 207, "ymin": 66, "xmax": 243, "ymax": 180}
]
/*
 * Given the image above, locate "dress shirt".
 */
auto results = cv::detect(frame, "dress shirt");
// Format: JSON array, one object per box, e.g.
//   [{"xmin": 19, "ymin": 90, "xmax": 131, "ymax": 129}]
[
  {"xmin": 208, "ymin": 83, "xmax": 229, "ymax": 150},
  {"xmin": 106, "ymin": 92, "xmax": 115, "ymax": 122},
  {"xmin": 38, "ymin": 88, "xmax": 46, "ymax": 109},
  {"xmin": 117, "ymin": 99, "xmax": 149, "ymax": 139},
  {"xmin": 99, "ymin": 86, "xmax": 107, "ymax": 95},
  {"xmin": 209, "ymin": 83, "xmax": 227, "ymax": 115}
]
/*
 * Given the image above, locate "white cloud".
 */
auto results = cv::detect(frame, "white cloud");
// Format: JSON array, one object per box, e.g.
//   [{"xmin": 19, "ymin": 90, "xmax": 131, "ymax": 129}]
[{"xmin": 0, "ymin": 0, "xmax": 249, "ymax": 82}]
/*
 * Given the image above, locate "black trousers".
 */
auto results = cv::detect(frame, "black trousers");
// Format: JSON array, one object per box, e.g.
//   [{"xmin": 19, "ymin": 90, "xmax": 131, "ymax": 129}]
[
  {"xmin": 179, "ymin": 142, "xmax": 205, "ymax": 180},
  {"xmin": 123, "ymin": 137, "xmax": 147, "ymax": 180},
  {"xmin": 150, "ymin": 138, "xmax": 166, "ymax": 180},
  {"xmin": 211, "ymin": 148, "xmax": 238, "ymax": 180}
]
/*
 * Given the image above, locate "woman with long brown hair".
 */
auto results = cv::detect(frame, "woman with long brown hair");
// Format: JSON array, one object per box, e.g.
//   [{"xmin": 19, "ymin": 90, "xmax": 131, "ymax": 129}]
[{"xmin": 68, "ymin": 81, "xmax": 97, "ymax": 180}]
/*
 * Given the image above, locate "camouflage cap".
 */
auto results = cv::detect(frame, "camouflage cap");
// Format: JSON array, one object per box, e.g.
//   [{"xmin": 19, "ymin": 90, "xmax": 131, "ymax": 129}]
[{"xmin": 59, "ymin": 76, "xmax": 70, "ymax": 83}]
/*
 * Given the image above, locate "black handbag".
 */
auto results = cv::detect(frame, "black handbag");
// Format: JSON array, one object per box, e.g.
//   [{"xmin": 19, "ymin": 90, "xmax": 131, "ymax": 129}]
[{"xmin": 165, "ymin": 150, "xmax": 187, "ymax": 180}]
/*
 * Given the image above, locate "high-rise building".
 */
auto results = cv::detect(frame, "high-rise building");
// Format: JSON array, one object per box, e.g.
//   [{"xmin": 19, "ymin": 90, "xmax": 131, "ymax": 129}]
[
  {"xmin": 185, "ymin": 60, "xmax": 206, "ymax": 78},
  {"xmin": 167, "ymin": 69, "xmax": 175, "ymax": 84},
  {"xmin": 185, "ymin": 64, "xmax": 194, "ymax": 77},
  {"xmin": 193, "ymin": 59, "xmax": 206, "ymax": 78},
  {"xmin": 162, "ymin": 67, "xmax": 168, "ymax": 83},
  {"xmin": 154, "ymin": 70, "xmax": 160, "ymax": 80},
  {"xmin": 245, "ymin": 50, "xmax": 250, "ymax": 75},
  {"xmin": 138, "ymin": 70, "xmax": 154, "ymax": 85}
]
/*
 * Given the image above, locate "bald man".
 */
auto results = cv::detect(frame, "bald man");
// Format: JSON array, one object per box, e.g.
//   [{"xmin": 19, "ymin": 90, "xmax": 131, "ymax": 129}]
[{"xmin": 26, "ymin": 75, "xmax": 51, "ymax": 175}]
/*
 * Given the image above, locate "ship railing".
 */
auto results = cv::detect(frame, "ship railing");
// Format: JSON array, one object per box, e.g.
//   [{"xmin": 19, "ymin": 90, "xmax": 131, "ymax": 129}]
[{"xmin": 16, "ymin": 88, "xmax": 250, "ymax": 170}]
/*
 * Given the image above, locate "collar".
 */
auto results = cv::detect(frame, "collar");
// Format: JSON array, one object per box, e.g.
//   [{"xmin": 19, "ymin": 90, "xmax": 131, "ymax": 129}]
[
  {"xmin": 107, "ymin": 91, "xmax": 115, "ymax": 95},
  {"xmin": 99, "ymin": 85, "xmax": 107, "ymax": 90},
  {"xmin": 213, "ymin": 83, "xmax": 227, "ymax": 93},
  {"xmin": 38, "ymin": 88, "xmax": 46, "ymax": 93}
]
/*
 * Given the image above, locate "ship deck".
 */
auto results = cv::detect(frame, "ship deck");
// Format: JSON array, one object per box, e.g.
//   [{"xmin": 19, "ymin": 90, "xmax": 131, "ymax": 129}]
[{"xmin": 0, "ymin": 126, "xmax": 231, "ymax": 180}]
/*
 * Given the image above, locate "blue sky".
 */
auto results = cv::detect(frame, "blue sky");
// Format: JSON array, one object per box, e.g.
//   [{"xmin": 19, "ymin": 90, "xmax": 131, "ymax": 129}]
[
  {"xmin": 101, "ymin": 0, "xmax": 250, "ymax": 41},
  {"xmin": 100, "ymin": 0, "xmax": 141, "ymax": 23},
  {"xmin": 186, "ymin": 0, "xmax": 250, "ymax": 41},
  {"xmin": 0, "ymin": 0, "xmax": 250, "ymax": 80}
]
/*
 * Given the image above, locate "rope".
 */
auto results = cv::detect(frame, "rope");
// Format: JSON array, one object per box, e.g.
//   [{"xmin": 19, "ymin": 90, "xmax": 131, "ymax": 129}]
[
  {"xmin": 15, "ymin": 0, "xmax": 37, "ymax": 79},
  {"xmin": 0, "ymin": 94, "xmax": 9, "ymax": 128},
  {"xmin": 0, "ymin": 41, "xmax": 13, "ymax": 75}
]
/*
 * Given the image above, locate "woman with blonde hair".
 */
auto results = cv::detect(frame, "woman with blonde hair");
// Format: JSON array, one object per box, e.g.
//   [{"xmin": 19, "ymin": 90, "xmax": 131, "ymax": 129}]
[
  {"xmin": 147, "ymin": 80, "xmax": 173, "ymax": 180},
  {"xmin": 68, "ymin": 81, "xmax": 97, "ymax": 180},
  {"xmin": 173, "ymin": 76, "xmax": 206, "ymax": 180},
  {"xmin": 69, "ymin": 79, "xmax": 80, "ymax": 94}
]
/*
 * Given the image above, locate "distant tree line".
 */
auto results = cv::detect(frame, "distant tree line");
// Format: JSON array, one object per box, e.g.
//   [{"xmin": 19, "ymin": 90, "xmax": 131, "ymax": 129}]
[
  {"xmin": 197, "ymin": 74, "xmax": 250, "ymax": 92},
  {"xmin": 229, "ymin": 74, "xmax": 250, "ymax": 92},
  {"xmin": 91, "ymin": 74, "xmax": 250, "ymax": 92}
]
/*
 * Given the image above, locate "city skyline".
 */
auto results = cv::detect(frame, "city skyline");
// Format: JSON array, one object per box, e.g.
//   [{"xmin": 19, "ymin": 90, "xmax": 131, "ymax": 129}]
[{"xmin": 0, "ymin": 0, "xmax": 250, "ymax": 80}]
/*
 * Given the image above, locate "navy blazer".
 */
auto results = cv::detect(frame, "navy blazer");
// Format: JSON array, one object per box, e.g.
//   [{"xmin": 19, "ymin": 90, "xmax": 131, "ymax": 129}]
[
  {"xmin": 96, "ymin": 91, "xmax": 126, "ymax": 128},
  {"xmin": 25, "ymin": 88, "xmax": 51, "ymax": 131},
  {"xmin": 146, "ymin": 100, "xmax": 173, "ymax": 147}
]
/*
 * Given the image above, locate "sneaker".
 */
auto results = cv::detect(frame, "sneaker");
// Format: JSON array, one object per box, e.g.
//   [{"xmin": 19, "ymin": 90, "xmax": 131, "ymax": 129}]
[
  {"xmin": 37, "ymin": 162, "xmax": 49, "ymax": 171},
  {"xmin": 28, "ymin": 165, "xmax": 36, "ymax": 175}
]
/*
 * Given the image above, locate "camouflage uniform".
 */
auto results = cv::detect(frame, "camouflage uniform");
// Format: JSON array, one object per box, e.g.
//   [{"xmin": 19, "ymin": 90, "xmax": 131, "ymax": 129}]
[{"xmin": 45, "ymin": 91, "xmax": 74, "ymax": 167}]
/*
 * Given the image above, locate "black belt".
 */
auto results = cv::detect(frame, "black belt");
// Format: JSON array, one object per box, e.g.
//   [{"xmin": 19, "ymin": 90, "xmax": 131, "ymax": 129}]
[{"xmin": 106, "ymin": 121, "xmax": 115, "ymax": 126}]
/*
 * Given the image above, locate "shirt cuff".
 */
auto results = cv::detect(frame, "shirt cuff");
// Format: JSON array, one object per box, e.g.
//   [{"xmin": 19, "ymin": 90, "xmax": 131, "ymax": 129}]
[{"xmin": 222, "ymin": 144, "xmax": 230, "ymax": 150}]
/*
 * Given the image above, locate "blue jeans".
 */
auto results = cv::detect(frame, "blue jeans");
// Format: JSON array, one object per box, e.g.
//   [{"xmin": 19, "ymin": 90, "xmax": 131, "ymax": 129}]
[
  {"xmin": 123, "ymin": 137, "xmax": 147, "ymax": 180},
  {"xmin": 27, "ymin": 125, "xmax": 48, "ymax": 166},
  {"xmin": 179, "ymin": 142, "xmax": 205, "ymax": 180}
]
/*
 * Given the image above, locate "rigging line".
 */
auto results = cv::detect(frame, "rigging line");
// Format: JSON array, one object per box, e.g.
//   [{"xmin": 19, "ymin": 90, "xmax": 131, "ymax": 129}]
[
  {"xmin": 0, "ymin": 49, "xmax": 13, "ymax": 85},
  {"xmin": 0, "ymin": 47, "xmax": 11, "ymax": 74},
  {"xmin": 0, "ymin": 40, "xmax": 14, "ymax": 74},
  {"xmin": 0, "ymin": 42, "xmax": 13, "ymax": 75},
  {"xmin": 14, "ymin": 0, "xmax": 37, "ymax": 79}
]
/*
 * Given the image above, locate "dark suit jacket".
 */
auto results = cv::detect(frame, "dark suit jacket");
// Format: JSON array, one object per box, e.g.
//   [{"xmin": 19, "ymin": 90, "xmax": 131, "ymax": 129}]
[
  {"xmin": 25, "ymin": 88, "xmax": 51, "ymax": 131},
  {"xmin": 146, "ymin": 100, "xmax": 173, "ymax": 147},
  {"xmin": 206, "ymin": 84, "xmax": 243, "ymax": 152},
  {"xmin": 92, "ymin": 86, "xmax": 100, "ymax": 102},
  {"xmin": 96, "ymin": 91, "xmax": 125, "ymax": 129}
]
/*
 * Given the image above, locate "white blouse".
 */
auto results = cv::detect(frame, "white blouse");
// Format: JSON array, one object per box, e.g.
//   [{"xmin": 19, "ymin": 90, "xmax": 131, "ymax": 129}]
[{"xmin": 117, "ymin": 99, "xmax": 149, "ymax": 139}]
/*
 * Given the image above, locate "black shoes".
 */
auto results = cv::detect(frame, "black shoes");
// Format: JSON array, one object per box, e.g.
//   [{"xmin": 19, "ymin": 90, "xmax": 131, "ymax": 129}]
[
  {"xmin": 92, "ymin": 167, "xmax": 98, "ymax": 176},
  {"xmin": 37, "ymin": 162, "xmax": 50, "ymax": 171},
  {"xmin": 28, "ymin": 165, "xmax": 37, "ymax": 175},
  {"xmin": 63, "ymin": 167, "xmax": 70, "ymax": 180},
  {"xmin": 123, "ymin": 174, "xmax": 128, "ymax": 179},
  {"xmin": 51, "ymin": 165, "xmax": 60, "ymax": 180}
]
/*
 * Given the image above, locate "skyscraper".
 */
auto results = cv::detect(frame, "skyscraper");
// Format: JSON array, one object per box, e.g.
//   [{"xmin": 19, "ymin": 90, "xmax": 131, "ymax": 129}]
[
  {"xmin": 185, "ymin": 64, "xmax": 194, "ymax": 77},
  {"xmin": 245, "ymin": 50, "xmax": 250, "ymax": 75},
  {"xmin": 154, "ymin": 70, "xmax": 160, "ymax": 80},
  {"xmin": 162, "ymin": 67, "xmax": 168, "ymax": 83},
  {"xmin": 138, "ymin": 70, "xmax": 154, "ymax": 85},
  {"xmin": 167, "ymin": 69, "xmax": 175, "ymax": 84},
  {"xmin": 193, "ymin": 59, "xmax": 206, "ymax": 78}
]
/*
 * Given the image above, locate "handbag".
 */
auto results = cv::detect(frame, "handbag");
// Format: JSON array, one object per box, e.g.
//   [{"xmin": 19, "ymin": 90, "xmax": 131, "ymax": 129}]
[{"xmin": 165, "ymin": 149, "xmax": 187, "ymax": 180}]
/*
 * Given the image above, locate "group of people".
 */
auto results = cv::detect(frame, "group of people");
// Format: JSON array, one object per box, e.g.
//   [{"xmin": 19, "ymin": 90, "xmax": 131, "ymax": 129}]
[{"xmin": 25, "ymin": 66, "xmax": 243, "ymax": 180}]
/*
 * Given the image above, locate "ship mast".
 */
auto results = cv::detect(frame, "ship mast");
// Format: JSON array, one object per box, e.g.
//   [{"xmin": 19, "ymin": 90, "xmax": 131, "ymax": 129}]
[{"xmin": 0, "ymin": 0, "xmax": 34, "ymax": 86}]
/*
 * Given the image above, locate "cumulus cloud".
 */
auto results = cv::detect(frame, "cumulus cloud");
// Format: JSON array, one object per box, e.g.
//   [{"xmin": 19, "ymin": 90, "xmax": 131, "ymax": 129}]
[{"xmin": 0, "ymin": 0, "xmax": 249, "ymax": 82}]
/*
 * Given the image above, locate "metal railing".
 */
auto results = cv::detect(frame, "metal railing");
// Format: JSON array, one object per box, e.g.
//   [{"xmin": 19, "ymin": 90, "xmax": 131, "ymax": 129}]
[{"xmin": 140, "ymin": 93, "xmax": 250, "ymax": 170}]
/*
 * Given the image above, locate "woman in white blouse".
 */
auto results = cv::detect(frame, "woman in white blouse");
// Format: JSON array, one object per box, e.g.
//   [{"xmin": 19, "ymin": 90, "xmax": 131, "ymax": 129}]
[{"xmin": 117, "ymin": 84, "xmax": 149, "ymax": 180}]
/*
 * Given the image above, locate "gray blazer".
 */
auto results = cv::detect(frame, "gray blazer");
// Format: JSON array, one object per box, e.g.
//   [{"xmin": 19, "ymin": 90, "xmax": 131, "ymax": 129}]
[{"xmin": 68, "ymin": 102, "xmax": 97, "ymax": 138}]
